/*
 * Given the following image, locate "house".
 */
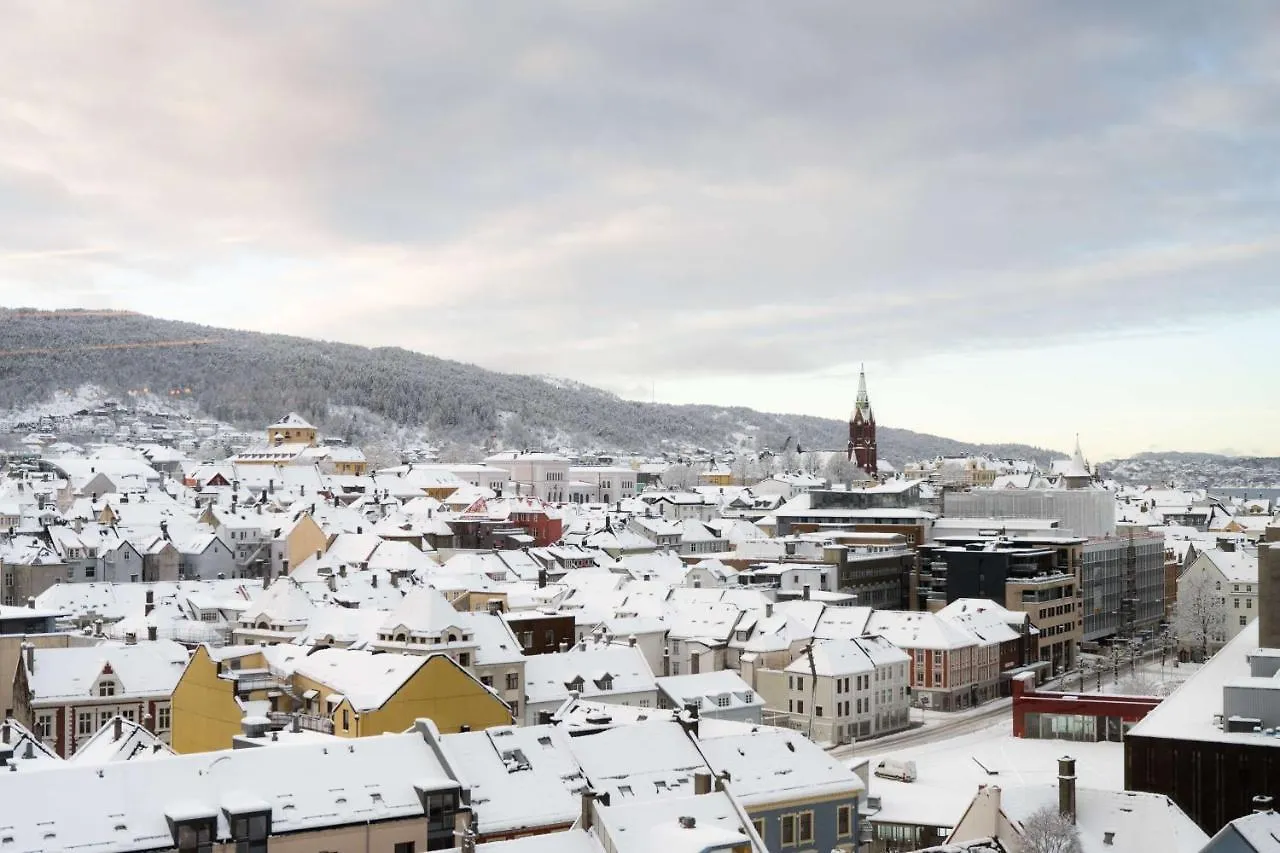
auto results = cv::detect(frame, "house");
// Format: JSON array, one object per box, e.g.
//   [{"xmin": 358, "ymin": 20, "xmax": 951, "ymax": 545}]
[
  {"xmin": 757, "ymin": 635, "xmax": 910, "ymax": 745},
  {"xmin": 484, "ymin": 451, "xmax": 572, "ymax": 502},
  {"xmin": 655, "ymin": 670, "xmax": 764, "ymax": 723},
  {"xmin": 944, "ymin": 757, "xmax": 1206, "ymax": 853},
  {"xmin": 169, "ymin": 643, "xmax": 512, "ymax": 753},
  {"xmin": 698, "ymin": 725, "xmax": 865, "ymax": 853},
  {"xmin": 14, "ymin": 638, "xmax": 190, "ymax": 757},
  {"xmin": 523, "ymin": 642, "xmax": 659, "ymax": 725},
  {"xmin": 1199, "ymin": 805, "xmax": 1280, "ymax": 853},
  {"xmin": 1181, "ymin": 544, "xmax": 1259, "ymax": 653}
]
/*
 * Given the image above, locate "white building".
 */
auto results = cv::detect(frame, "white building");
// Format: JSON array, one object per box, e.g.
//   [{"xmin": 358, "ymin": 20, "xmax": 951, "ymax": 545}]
[{"xmin": 484, "ymin": 452, "xmax": 571, "ymax": 502}]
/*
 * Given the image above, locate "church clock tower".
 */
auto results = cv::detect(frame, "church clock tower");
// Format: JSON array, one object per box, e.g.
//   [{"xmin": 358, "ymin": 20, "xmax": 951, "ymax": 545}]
[{"xmin": 848, "ymin": 365, "xmax": 878, "ymax": 477}]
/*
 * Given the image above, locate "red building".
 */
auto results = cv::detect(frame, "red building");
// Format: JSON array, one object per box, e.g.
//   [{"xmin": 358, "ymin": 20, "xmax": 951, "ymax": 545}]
[{"xmin": 1011, "ymin": 673, "xmax": 1161, "ymax": 741}]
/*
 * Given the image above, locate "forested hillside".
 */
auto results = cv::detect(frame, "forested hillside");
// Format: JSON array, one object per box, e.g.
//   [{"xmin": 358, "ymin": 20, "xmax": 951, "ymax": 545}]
[{"xmin": 0, "ymin": 309, "xmax": 1058, "ymax": 463}]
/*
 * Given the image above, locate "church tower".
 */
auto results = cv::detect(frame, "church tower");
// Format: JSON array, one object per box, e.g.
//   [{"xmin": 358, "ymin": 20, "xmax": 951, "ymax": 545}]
[{"xmin": 848, "ymin": 365, "xmax": 878, "ymax": 476}]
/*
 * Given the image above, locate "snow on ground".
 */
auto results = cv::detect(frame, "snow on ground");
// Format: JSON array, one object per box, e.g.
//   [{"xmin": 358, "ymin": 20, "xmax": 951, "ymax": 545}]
[{"xmin": 861, "ymin": 720, "xmax": 1125, "ymax": 829}]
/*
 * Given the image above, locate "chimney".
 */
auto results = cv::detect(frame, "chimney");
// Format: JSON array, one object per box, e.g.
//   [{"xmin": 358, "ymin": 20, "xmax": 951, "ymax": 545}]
[
  {"xmin": 1103, "ymin": 831, "xmax": 1115, "ymax": 845},
  {"xmin": 1, "ymin": 721, "xmax": 8, "ymax": 744},
  {"xmin": 1261, "ymin": 544, "xmax": 1280, "ymax": 650},
  {"xmin": 125, "ymin": 632, "xmax": 137, "ymax": 645},
  {"xmin": 628, "ymin": 634, "xmax": 637, "ymax": 647},
  {"xmin": 1058, "ymin": 756, "xmax": 1076, "ymax": 824},
  {"xmin": 694, "ymin": 771, "xmax": 713, "ymax": 796},
  {"xmin": 679, "ymin": 816, "xmax": 697, "ymax": 829},
  {"xmin": 26, "ymin": 597, "xmax": 35, "ymax": 609},
  {"xmin": 371, "ymin": 574, "xmax": 378, "ymax": 588},
  {"xmin": 538, "ymin": 569, "xmax": 547, "ymax": 589},
  {"xmin": 356, "ymin": 526, "xmax": 362, "ymax": 535},
  {"xmin": 537, "ymin": 710, "xmax": 554, "ymax": 725},
  {"xmin": 292, "ymin": 714, "xmax": 301, "ymax": 734},
  {"xmin": 802, "ymin": 585, "xmax": 810, "ymax": 601},
  {"xmin": 580, "ymin": 791, "xmax": 597, "ymax": 830},
  {"xmin": 459, "ymin": 825, "xmax": 477, "ymax": 853},
  {"xmin": 262, "ymin": 573, "xmax": 270, "ymax": 590},
  {"xmin": 682, "ymin": 702, "xmax": 701, "ymax": 738},
  {"xmin": 22, "ymin": 643, "xmax": 34, "ymax": 675},
  {"xmin": 113, "ymin": 716, "xmax": 123, "ymax": 742},
  {"xmin": 147, "ymin": 625, "xmax": 158, "ymax": 642},
  {"xmin": 1253, "ymin": 795, "xmax": 1275, "ymax": 813}
]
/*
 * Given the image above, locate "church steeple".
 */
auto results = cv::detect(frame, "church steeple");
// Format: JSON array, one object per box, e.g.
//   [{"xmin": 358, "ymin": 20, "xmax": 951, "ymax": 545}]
[{"xmin": 848, "ymin": 364, "xmax": 878, "ymax": 477}]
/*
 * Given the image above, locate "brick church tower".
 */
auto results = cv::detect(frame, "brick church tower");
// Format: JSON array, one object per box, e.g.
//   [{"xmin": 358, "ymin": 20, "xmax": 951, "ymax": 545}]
[{"xmin": 848, "ymin": 365, "xmax": 877, "ymax": 476}]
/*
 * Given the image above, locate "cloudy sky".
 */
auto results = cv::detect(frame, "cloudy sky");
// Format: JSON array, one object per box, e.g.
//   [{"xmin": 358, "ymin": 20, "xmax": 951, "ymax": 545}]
[{"xmin": 2, "ymin": 2, "xmax": 1278, "ymax": 458}]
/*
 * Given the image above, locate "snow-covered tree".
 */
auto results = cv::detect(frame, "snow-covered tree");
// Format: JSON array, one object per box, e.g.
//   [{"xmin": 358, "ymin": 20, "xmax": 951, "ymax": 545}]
[
  {"xmin": 661, "ymin": 463, "xmax": 698, "ymax": 490},
  {"xmin": 823, "ymin": 452, "xmax": 859, "ymax": 485},
  {"xmin": 1019, "ymin": 805, "xmax": 1083, "ymax": 853},
  {"xmin": 1172, "ymin": 570, "xmax": 1227, "ymax": 662}
]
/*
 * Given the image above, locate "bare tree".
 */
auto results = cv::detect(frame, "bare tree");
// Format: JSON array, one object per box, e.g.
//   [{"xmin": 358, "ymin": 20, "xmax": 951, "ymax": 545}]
[
  {"xmin": 1019, "ymin": 805, "xmax": 1082, "ymax": 853},
  {"xmin": 661, "ymin": 463, "xmax": 698, "ymax": 490},
  {"xmin": 1172, "ymin": 570, "xmax": 1227, "ymax": 662}
]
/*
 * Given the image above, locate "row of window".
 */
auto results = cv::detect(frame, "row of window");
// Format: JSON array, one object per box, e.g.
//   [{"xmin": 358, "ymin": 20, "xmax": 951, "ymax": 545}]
[{"xmin": 50, "ymin": 705, "xmax": 172, "ymax": 738}]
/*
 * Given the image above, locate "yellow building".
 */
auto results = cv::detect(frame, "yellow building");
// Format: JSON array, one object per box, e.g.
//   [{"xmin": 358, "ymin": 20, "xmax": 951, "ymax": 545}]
[
  {"xmin": 267, "ymin": 412, "xmax": 318, "ymax": 447},
  {"xmin": 171, "ymin": 644, "xmax": 511, "ymax": 754}
]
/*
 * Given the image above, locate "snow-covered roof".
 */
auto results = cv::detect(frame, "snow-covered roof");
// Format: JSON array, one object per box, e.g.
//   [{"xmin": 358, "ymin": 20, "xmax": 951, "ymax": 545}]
[
  {"xmin": 439, "ymin": 725, "xmax": 587, "ymax": 835},
  {"xmin": 655, "ymin": 670, "xmax": 762, "ymax": 710},
  {"xmin": 784, "ymin": 635, "xmax": 909, "ymax": 677},
  {"xmin": 269, "ymin": 412, "xmax": 315, "ymax": 429},
  {"xmin": 698, "ymin": 725, "xmax": 864, "ymax": 809},
  {"xmin": 27, "ymin": 641, "xmax": 191, "ymax": 702},
  {"xmin": 996, "ymin": 784, "xmax": 1206, "ymax": 853},
  {"xmin": 523, "ymin": 644, "xmax": 657, "ymax": 706},
  {"xmin": 289, "ymin": 647, "xmax": 432, "ymax": 711},
  {"xmin": 68, "ymin": 715, "xmax": 175, "ymax": 765},
  {"xmin": 0, "ymin": 723, "xmax": 458, "ymax": 850}
]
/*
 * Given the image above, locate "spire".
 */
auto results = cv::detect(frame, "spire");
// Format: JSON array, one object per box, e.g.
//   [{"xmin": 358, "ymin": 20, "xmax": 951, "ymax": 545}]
[
  {"xmin": 853, "ymin": 364, "xmax": 872, "ymax": 420},
  {"xmin": 1072, "ymin": 434, "xmax": 1085, "ymax": 469}
]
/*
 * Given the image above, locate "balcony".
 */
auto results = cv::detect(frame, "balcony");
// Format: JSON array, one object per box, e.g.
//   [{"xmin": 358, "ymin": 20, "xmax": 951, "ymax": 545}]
[{"xmin": 266, "ymin": 712, "xmax": 334, "ymax": 734}]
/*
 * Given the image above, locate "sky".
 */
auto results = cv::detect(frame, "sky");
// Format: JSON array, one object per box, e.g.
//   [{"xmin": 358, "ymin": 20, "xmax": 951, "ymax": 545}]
[{"xmin": 1, "ymin": 2, "xmax": 1278, "ymax": 459}]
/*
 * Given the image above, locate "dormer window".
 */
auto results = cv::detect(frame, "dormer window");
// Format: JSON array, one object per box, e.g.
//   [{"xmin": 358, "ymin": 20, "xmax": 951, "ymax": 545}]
[
  {"xmin": 566, "ymin": 676, "xmax": 585, "ymax": 692},
  {"xmin": 594, "ymin": 674, "xmax": 614, "ymax": 691},
  {"xmin": 226, "ymin": 808, "xmax": 270, "ymax": 853}
]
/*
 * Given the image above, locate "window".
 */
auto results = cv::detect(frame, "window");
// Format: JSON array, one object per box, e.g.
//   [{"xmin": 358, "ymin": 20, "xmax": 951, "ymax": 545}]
[
  {"xmin": 838, "ymin": 805, "xmax": 852, "ymax": 837},
  {"xmin": 99, "ymin": 681, "xmax": 116, "ymax": 697},
  {"xmin": 342, "ymin": 709, "xmax": 350, "ymax": 731},
  {"xmin": 506, "ymin": 673, "xmax": 520, "ymax": 691},
  {"xmin": 716, "ymin": 694, "xmax": 730, "ymax": 708},
  {"xmin": 752, "ymin": 818, "xmax": 765, "ymax": 839},
  {"xmin": 796, "ymin": 700, "xmax": 804, "ymax": 714},
  {"xmin": 157, "ymin": 706, "xmax": 171, "ymax": 730},
  {"xmin": 815, "ymin": 705, "xmax": 823, "ymax": 717},
  {"xmin": 1241, "ymin": 616, "xmax": 1249, "ymax": 626},
  {"xmin": 176, "ymin": 820, "xmax": 214, "ymax": 853},
  {"xmin": 480, "ymin": 676, "xmax": 494, "ymax": 687},
  {"xmin": 795, "ymin": 676, "xmax": 804, "ymax": 691},
  {"xmin": 78, "ymin": 712, "xmax": 93, "ymax": 736},
  {"xmin": 781, "ymin": 815, "xmax": 796, "ymax": 846},
  {"xmin": 35, "ymin": 714, "xmax": 52, "ymax": 738},
  {"xmin": 458, "ymin": 653, "xmax": 471, "ymax": 667},
  {"xmin": 1248, "ymin": 599, "xmax": 1253, "ymax": 609},
  {"xmin": 393, "ymin": 843, "xmax": 415, "ymax": 853},
  {"xmin": 122, "ymin": 709, "xmax": 135, "ymax": 722},
  {"xmin": 229, "ymin": 812, "xmax": 269, "ymax": 853},
  {"xmin": 798, "ymin": 811, "xmax": 814, "ymax": 844}
]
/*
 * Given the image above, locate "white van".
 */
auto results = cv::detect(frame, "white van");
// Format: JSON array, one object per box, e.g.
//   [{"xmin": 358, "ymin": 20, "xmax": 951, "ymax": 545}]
[{"xmin": 873, "ymin": 759, "xmax": 918, "ymax": 783}]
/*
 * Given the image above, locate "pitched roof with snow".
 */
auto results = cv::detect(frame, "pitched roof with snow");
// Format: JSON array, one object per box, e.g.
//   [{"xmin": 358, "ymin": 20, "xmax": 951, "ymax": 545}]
[{"xmin": 27, "ymin": 641, "xmax": 191, "ymax": 702}]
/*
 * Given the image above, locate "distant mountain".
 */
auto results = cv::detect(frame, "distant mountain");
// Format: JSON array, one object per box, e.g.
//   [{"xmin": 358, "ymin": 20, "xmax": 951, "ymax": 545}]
[{"xmin": 0, "ymin": 308, "xmax": 1059, "ymax": 464}]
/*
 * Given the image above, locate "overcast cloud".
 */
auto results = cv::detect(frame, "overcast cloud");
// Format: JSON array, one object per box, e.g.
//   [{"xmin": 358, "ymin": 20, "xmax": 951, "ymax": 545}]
[{"xmin": 1, "ymin": 2, "xmax": 1278, "ymax": 455}]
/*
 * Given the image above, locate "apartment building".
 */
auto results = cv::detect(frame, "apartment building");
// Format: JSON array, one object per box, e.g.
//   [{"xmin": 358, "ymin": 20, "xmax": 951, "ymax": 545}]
[{"xmin": 758, "ymin": 634, "xmax": 910, "ymax": 744}]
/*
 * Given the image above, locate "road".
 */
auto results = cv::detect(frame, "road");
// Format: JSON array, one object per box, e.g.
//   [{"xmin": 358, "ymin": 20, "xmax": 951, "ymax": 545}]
[{"xmin": 829, "ymin": 696, "xmax": 1013, "ymax": 758}]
